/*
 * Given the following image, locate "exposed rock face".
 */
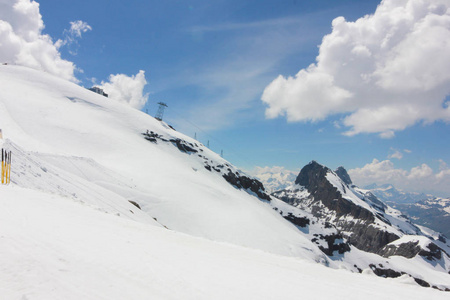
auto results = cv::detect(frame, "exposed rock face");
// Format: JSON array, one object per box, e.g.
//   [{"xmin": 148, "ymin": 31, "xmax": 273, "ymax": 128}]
[
  {"xmin": 379, "ymin": 240, "xmax": 448, "ymax": 261},
  {"xmin": 312, "ymin": 233, "xmax": 351, "ymax": 256},
  {"xmin": 341, "ymin": 223, "xmax": 399, "ymax": 254},
  {"xmin": 335, "ymin": 166, "xmax": 352, "ymax": 185},
  {"xmin": 273, "ymin": 162, "xmax": 450, "ymax": 270},
  {"xmin": 287, "ymin": 161, "xmax": 398, "ymax": 253},
  {"xmin": 378, "ymin": 240, "xmax": 422, "ymax": 258},
  {"xmin": 282, "ymin": 213, "xmax": 310, "ymax": 227},
  {"xmin": 222, "ymin": 170, "xmax": 271, "ymax": 201},
  {"xmin": 271, "ymin": 202, "xmax": 351, "ymax": 257},
  {"xmin": 419, "ymin": 242, "xmax": 446, "ymax": 261}
]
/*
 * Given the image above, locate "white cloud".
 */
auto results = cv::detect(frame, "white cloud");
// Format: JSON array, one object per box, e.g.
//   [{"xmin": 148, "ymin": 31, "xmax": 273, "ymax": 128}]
[
  {"xmin": 68, "ymin": 20, "xmax": 91, "ymax": 38},
  {"xmin": 249, "ymin": 166, "xmax": 297, "ymax": 193},
  {"xmin": 436, "ymin": 169, "xmax": 450, "ymax": 180},
  {"xmin": 262, "ymin": 0, "xmax": 450, "ymax": 138},
  {"xmin": 99, "ymin": 70, "xmax": 149, "ymax": 109},
  {"xmin": 436, "ymin": 159, "xmax": 450, "ymax": 180},
  {"xmin": 349, "ymin": 159, "xmax": 407, "ymax": 184},
  {"xmin": 407, "ymin": 164, "xmax": 433, "ymax": 179},
  {"xmin": 60, "ymin": 20, "xmax": 92, "ymax": 55},
  {"xmin": 251, "ymin": 166, "xmax": 296, "ymax": 176},
  {"xmin": 349, "ymin": 158, "xmax": 450, "ymax": 196},
  {"xmin": 0, "ymin": 0, "xmax": 79, "ymax": 81},
  {"xmin": 388, "ymin": 148, "xmax": 403, "ymax": 160}
]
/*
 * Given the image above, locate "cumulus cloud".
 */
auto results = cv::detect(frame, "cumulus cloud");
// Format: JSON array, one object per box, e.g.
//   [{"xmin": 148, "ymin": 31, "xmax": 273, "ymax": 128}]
[
  {"xmin": 407, "ymin": 163, "xmax": 433, "ymax": 179},
  {"xmin": 99, "ymin": 70, "xmax": 149, "ymax": 109},
  {"xmin": 262, "ymin": 0, "xmax": 450, "ymax": 138},
  {"xmin": 0, "ymin": 0, "xmax": 80, "ymax": 81},
  {"xmin": 349, "ymin": 158, "xmax": 450, "ymax": 195}
]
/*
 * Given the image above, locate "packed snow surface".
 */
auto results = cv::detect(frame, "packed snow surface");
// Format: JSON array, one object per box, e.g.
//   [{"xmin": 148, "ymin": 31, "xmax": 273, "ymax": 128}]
[{"xmin": 1, "ymin": 185, "xmax": 449, "ymax": 300}]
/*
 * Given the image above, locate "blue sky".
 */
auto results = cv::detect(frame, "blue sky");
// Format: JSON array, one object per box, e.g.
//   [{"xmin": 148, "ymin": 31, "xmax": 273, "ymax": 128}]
[{"xmin": 3, "ymin": 0, "xmax": 450, "ymax": 196}]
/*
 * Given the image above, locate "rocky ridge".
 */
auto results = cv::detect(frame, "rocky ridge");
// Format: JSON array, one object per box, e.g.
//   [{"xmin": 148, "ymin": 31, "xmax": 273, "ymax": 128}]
[{"xmin": 271, "ymin": 161, "xmax": 450, "ymax": 290}]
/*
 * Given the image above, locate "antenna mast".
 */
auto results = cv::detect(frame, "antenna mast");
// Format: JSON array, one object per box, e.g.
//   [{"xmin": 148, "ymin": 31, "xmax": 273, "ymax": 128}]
[{"xmin": 155, "ymin": 102, "xmax": 168, "ymax": 121}]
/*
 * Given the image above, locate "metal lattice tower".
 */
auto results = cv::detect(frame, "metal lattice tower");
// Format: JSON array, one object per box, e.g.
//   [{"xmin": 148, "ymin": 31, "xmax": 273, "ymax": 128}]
[{"xmin": 155, "ymin": 102, "xmax": 168, "ymax": 121}]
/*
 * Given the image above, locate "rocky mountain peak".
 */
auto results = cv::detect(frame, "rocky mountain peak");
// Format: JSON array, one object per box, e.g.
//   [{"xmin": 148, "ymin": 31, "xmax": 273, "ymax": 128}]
[
  {"xmin": 335, "ymin": 166, "xmax": 352, "ymax": 185},
  {"xmin": 273, "ymin": 160, "xmax": 450, "ymax": 290},
  {"xmin": 294, "ymin": 160, "xmax": 330, "ymax": 187}
]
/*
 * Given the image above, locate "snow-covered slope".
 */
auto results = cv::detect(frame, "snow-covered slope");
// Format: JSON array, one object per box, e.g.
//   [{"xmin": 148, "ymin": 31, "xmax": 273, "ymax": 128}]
[
  {"xmin": 3, "ymin": 184, "xmax": 448, "ymax": 300},
  {"xmin": 1, "ymin": 65, "xmax": 449, "ymax": 297},
  {"xmin": 0, "ymin": 65, "xmax": 327, "ymax": 262}
]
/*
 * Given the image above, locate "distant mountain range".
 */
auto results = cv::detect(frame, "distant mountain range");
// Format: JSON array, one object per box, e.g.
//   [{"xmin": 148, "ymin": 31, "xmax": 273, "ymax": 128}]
[
  {"xmin": 389, "ymin": 198, "xmax": 450, "ymax": 238},
  {"xmin": 364, "ymin": 183, "xmax": 435, "ymax": 204},
  {"xmin": 250, "ymin": 166, "xmax": 297, "ymax": 193},
  {"xmin": 364, "ymin": 184, "xmax": 450, "ymax": 237}
]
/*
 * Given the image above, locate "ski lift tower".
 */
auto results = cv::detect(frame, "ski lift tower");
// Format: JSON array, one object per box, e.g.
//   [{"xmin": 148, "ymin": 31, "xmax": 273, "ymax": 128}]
[{"xmin": 155, "ymin": 102, "xmax": 168, "ymax": 121}]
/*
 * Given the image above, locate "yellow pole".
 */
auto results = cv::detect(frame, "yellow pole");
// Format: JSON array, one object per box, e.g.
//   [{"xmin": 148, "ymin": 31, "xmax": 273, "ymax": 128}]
[
  {"xmin": 1, "ymin": 150, "xmax": 4, "ymax": 184},
  {"xmin": 5, "ymin": 152, "xmax": 8, "ymax": 185},
  {"xmin": 7, "ymin": 151, "xmax": 11, "ymax": 184}
]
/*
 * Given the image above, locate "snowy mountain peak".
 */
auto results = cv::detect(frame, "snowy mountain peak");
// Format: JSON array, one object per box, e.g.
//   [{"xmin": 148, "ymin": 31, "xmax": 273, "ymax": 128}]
[
  {"xmin": 294, "ymin": 160, "xmax": 329, "ymax": 186},
  {"xmin": 272, "ymin": 161, "xmax": 450, "ymax": 290}
]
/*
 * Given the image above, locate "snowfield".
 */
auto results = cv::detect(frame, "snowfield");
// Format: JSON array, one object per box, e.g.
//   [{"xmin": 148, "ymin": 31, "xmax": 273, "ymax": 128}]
[
  {"xmin": 0, "ymin": 65, "xmax": 449, "ymax": 298},
  {"xmin": 1, "ymin": 185, "xmax": 448, "ymax": 300},
  {"xmin": 0, "ymin": 65, "xmax": 325, "ymax": 261}
]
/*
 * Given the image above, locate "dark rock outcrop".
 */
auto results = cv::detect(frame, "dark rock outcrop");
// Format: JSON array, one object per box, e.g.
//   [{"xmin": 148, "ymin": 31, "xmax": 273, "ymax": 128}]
[
  {"xmin": 368, "ymin": 265, "xmax": 434, "ymax": 289},
  {"xmin": 379, "ymin": 240, "xmax": 449, "ymax": 261},
  {"xmin": 418, "ymin": 242, "xmax": 448, "ymax": 261},
  {"xmin": 128, "ymin": 200, "xmax": 141, "ymax": 210},
  {"xmin": 378, "ymin": 241, "xmax": 422, "ymax": 258},
  {"xmin": 335, "ymin": 166, "xmax": 352, "ymax": 185},
  {"xmin": 283, "ymin": 213, "xmax": 310, "ymax": 227},
  {"xmin": 273, "ymin": 160, "xmax": 450, "ymax": 290},
  {"xmin": 342, "ymin": 223, "xmax": 399, "ymax": 254},
  {"xmin": 369, "ymin": 264, "xmax": 403, "ymax": 278},
  {"xmin": 284, "ymin": 161, "xmax": 400, "ymax": 253},
  {"xmin": 312, "ymin": 233, "xmax": 351, "ymax": 256},
  {"xmin": 295, "ymin": 161, "xmax": 375, "ymax": 222},
  {"xmin": 223, "ymin": 169, "xmax": 271, "ymax": 201},
  {"xmin": 169, "ymin": 138, "xmax": 198, "ymax": 154}
]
